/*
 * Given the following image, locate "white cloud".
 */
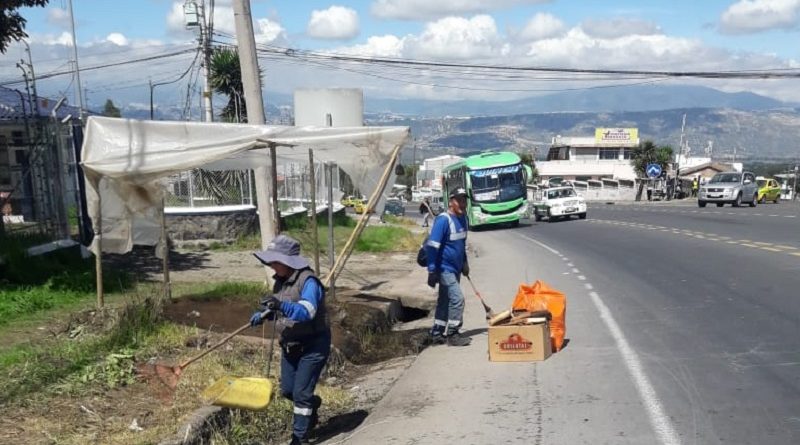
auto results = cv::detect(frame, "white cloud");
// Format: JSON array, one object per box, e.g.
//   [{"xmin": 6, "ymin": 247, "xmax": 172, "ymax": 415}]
[
  {"xmin": 46, "ymin": 8, "xmax": 72, "ymax": 29},
  {"xmin": 29, "ymin": 32, "xmax": 74, "ymax": 46},
  {"xmin": 581, "ymin": 18, "xmax": 662, "ymax": 39},
  {"xmin": 307, "ymin": 6, "xmax": 359, "ymax": 40},
  {"xmin": 518, "ymin": 13, "xmax": 565, "ymax": 41},
  {"xmin": 106, "ymin": 33, "xmax": 129, "ymax": 46},
  {"xmin": 166, "ymin": 2, "xmax": 287, "ymax": 44},
  {"xmin": 371, "ymin": 0, "xmax": 551, "ymax": 21},
  {"xmin": 404, "ymin": 15, "xmax": 506, "ymax": 59},
  {"xmin": 255, "ymin": 18, "xmax": 288, "ymax": 44},
  {"xmin": 719, "ymin": 0, "xmax": 800, "ymax": 34},
  {"xmin": 333, "ymin": 35, "xmax": 405, "ymax": 57}
]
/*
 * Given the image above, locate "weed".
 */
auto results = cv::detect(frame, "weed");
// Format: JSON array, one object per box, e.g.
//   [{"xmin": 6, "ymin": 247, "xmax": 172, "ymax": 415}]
[{"xmin": 173, "ymin": 281, "xmax": 269, "ymax": 302}]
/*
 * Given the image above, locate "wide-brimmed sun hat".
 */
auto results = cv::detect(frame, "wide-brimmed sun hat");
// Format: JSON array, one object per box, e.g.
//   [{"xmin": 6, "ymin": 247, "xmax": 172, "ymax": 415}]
[{"xmin": 253, "ymin": 235, "xmax": 310, "ymax": 270}]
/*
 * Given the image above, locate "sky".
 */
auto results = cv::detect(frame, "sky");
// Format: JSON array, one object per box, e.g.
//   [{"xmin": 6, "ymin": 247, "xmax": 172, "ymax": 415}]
[{"xmin": 1, "ymin": 0, "xmax": 799, "ymax": 115}]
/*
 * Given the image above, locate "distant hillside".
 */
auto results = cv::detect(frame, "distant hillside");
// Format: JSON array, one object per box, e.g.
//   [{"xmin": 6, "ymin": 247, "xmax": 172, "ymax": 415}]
[{"xmin": 383, "ymin": 108, "xmax": 800, "ymax": 162}]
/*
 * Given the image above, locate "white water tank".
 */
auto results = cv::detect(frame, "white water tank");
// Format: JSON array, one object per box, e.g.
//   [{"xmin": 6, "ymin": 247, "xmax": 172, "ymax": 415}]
[{"xmin": 294, "ymin": 88, "xmax": 363, "ymax": 127}]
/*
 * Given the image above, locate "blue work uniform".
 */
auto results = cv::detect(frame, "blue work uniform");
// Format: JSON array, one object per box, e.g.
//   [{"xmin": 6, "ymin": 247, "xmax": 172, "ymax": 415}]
[
  {"xmin": 425, "ymin": 212, "xmax": 468, "ymax": 336},
  {"xmin": 273, "ymin": 268, "xmax": 330, "ymax": 442}
]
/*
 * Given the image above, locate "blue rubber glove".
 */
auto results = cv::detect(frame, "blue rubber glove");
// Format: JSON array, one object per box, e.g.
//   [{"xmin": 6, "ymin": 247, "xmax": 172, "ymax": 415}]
[{"xmin": 250, "ymin": 311, "xmax": 265, "ymax": 327}]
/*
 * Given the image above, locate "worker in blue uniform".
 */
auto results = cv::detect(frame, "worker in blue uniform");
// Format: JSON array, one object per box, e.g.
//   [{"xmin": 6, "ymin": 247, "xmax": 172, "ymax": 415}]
[
  {"xmin": 250, "ymin": 235, "xmax": 330, "ymax": 445},
  {"xmin": 424, "ymin": 187, "xmax": 472, "ymax": 347}
]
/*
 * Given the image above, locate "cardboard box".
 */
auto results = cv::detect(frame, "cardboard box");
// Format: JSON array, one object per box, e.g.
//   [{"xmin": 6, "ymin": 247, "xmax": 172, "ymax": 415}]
[{"xmin": 488, "ymin": 322, "xmax": 552, "ymax": 362}]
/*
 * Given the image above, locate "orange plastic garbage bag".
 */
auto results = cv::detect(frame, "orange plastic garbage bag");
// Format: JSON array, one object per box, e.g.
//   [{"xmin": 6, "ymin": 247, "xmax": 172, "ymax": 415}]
[{"xmin": 512, "ymin": 280, "xmax": 566, "ymax": 352}]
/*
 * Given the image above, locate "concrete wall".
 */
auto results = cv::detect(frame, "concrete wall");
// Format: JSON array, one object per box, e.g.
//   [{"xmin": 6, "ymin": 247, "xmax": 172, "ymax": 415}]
[{"xmin": 166, "ymin": 208, "xmax": 258, "ymax": 241}]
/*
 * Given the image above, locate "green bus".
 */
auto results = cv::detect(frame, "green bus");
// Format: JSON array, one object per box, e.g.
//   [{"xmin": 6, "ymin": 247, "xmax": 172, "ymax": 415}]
[{"xmin": 441, "ymin": 152, "xmax": 531, "ymax": 228}]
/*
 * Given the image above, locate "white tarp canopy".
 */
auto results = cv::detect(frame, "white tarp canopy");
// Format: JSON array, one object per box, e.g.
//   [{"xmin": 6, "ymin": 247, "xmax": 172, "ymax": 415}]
[{"xmin": 81, "ymin": 116, "xmax": 409, "ymax": 254}]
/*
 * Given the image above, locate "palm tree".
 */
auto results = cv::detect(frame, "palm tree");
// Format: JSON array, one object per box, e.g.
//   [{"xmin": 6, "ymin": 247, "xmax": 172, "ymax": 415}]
[
  {"xmin": 209, "ymin": 47, "xmax": 245, "ymax": 122},
  {"xmin": 630, "ymin": 140, "xmax": 674, "ymax": 201}
]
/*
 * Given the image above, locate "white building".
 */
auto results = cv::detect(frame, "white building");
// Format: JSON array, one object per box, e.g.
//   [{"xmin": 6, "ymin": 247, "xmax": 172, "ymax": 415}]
[
  {"xmin": 537, "ymin": 128, "xmax": 640, "ymax": 182},
  {"xmin": 417, "ymin": 154, "xmax": 463, "ymax": 188}
]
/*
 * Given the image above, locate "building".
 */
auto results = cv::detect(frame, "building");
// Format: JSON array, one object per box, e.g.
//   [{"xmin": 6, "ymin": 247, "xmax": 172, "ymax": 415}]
[
  {"xmin": 1, "ymin": 86, "xmax": 82, "ymax": 233},
  {"xmin": 537, "ymin": 128, "xmax": 640, "ymax": 183},
  {"xmin": 417, "ymin": 154, "xmax": 462, "ymax": 189}
]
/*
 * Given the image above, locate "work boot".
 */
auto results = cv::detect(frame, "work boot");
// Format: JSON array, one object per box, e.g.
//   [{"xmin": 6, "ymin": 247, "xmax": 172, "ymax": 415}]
[
  {"xmin": 447, "ymin": 332, "xmax": 471, "ymax": 347},
  {"xmin": 424, "ymin": 334, "xmax": 447, "ymax": 346},
  {"xmin": 289, "ymin": 434, "xmax": 309, "ymax": 445},
  {"xmin": 308, "ymin": 395, "xmax": 322, "ymax": 432}
]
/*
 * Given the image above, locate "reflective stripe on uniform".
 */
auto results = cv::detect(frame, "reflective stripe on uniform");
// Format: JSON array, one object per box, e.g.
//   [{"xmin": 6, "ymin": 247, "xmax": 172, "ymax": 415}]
[
  {"xmin": 294, "ymin": 405, "xmax": 313, "ymax": 416},
  {"xmin": 298, "ymin": 300, "xmax": 316, "ymax": 319},
  {"xmin": 445, "ymin": 213, "xmax": 467, "ymax": 241},
  {"xmin": 446, "ymin": 319, "xmax": 462, "ymax": 327},
  {"xmin": 427, "ymin": 239, "xmax": 441, "ymax": 249},
  {"xmin": 433, "ymin": 319, "xmax": 447, "ymax": 326}
]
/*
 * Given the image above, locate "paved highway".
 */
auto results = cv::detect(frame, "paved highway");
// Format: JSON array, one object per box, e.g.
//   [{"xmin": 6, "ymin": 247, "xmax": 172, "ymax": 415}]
[
  {"xmin": 514, "ymin": 200, "xmax": 800, "ymax": 444},
  {"xmin": 332, "ymin": 200, "xmax": 799, "ymax": 444}
]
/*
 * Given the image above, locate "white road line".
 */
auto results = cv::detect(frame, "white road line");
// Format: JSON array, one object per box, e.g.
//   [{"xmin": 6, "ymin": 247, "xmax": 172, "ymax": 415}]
[
  {"xmin": 572, "ymin": 268, "xmax": 580, "ymax": 273},
  {"xmin": 567, "ymin": 263, "xmax": 574, "ymax": 267},
  {"xmin": 577, "ymin": 275, "xmax": 586, "ymax": 280},
  {"xmin": 518, "ymin": 235, "xmax": 681, "ymax": 445},
  {"xmin": 517, "ymin": 234, "xmax": 560, "ymax": 255},
  {"xmin": 585, "ymin": 283, "xmax": 593, "ymax": 290},
  {"xmin": 588, "ymin": 292, "xmax": 682, "ymax": 445}
]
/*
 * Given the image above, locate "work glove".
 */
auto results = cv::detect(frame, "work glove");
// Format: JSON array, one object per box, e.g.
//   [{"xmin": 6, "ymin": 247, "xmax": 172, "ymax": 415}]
[
  {"xmin": 427, "ymin": 272, "xmax": 439, "ymax": 288},
  {"xmin": 250, "ymin": 311, "xmax": 266, "ymax": 327},
  {"xmin": 462, "ymin": 259, "xmax": 470, "ymax": 277},
  {"xmin": 260, "ymin": 295, "xmax": 282, "ymax": 312}
]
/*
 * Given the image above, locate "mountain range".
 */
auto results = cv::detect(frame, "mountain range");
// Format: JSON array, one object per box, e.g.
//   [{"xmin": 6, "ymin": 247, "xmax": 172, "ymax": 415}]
[{"xmin": 116, "ymin": 84, "xmax": 800, "ymax": 161}]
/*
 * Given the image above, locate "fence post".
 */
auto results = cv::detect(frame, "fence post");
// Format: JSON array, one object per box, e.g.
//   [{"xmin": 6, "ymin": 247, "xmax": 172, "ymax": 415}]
[{"xmin": 309, "ymin": 149, "xmax": 320, "ymax": 273}]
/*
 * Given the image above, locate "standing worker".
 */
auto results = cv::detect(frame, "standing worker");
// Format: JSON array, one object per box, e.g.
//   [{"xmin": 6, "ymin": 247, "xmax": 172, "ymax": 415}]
[
  {"xmin": 424, "ymin": 188, "xmax": 471, "ymax": 347},
  {"xmin": 249, "ymin": 235, "xmax": 330, "ymax": 445},
  {"xmin": 420, "ymin": 197, "xmax": 432, "ymax": 227},
  {"xmin": 692, "ymin": 176, "xmax": 699, "ymax": 197}
]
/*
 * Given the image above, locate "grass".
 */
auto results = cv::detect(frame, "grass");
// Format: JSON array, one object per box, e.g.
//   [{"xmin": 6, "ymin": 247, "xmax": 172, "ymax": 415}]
[{"xmin": 171, "ymin": 281, "xmax": 269, "ymax": 302}]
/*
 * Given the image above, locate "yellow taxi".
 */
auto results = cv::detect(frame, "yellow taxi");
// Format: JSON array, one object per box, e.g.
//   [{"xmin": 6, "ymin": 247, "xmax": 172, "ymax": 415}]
[
  {"xmin": 756, "ymin": 177, "xmax": 781, "ymax": 204},
  {"xmin": 353, "ymin": 199, "xmax": 372, "ymax": 214}
]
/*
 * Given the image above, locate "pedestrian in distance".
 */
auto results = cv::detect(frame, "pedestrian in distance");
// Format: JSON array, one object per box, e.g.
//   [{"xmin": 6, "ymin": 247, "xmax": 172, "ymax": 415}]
[
  {"xmin": 249, "ymin": 235, "xmax": 330, "ymax": 445},
  {"xmin": 692, "ymin": 176, "xmax": 699, "ymax": 197},
  {"xmin": 420, "ymin": 197, "xmax": 432, "ymax": 227},
  {"xmin": 424, "ymin": 187, "xmax": 472, "ymax": 347}
]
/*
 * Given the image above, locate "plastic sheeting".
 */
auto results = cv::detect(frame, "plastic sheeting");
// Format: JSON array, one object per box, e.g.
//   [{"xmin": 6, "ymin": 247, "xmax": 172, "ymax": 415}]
[{"xmin": 81, "ymin": 116, "xmax": 409, "ymax": 254}]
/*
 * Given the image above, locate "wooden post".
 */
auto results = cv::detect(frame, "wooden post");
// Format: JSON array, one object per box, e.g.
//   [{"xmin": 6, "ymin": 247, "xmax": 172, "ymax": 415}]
[
  {"xmin": 270, "ymin": 144, "xmax": 280, "ymax": 235},
  {"xmin": 94, "ymin": 185, "xmax": 104, "ymax": 308},
  {"xmin": 322, "ymin": 141, "xmax": 404, "ymax": 287},
  {"xmin": 161, "ymin": 198, "xmax": 172, "ymax": 302},
  {"xmin": 326, "ymin": 162, "xmax": 336, "ymax": 301},
  {"xmin": 309, "ymin": 149, "xmax": 320, "ymax": 273}
]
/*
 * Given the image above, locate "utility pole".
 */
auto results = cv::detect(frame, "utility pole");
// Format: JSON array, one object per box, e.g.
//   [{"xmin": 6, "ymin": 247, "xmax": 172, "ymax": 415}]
[
  {"xmin": 232, "ymin": 0, "xmax": 277, "ymax": 253},
  {"xmin": 184, "ymin": 0, "xmax": 214, "ymax": 122},
  {"xmin": 673, "ymin": 113, "xmax": 686, "ymax": 199},
  {"xmin": 67, "ymin": 0, "xmax": 85, "ymax": 121}
]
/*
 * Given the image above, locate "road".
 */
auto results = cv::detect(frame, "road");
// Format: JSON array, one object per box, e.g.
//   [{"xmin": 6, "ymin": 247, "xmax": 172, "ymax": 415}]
[{"xmin": 329, "ymin": 200, "xmax": 800, "ymax": 444}]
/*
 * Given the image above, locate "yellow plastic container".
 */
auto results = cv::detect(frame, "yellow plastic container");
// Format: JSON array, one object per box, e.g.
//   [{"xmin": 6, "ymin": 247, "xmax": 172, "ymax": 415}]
[{"xmin": 201, "ymin": 376, "xmax": 273, "ymax": 411}]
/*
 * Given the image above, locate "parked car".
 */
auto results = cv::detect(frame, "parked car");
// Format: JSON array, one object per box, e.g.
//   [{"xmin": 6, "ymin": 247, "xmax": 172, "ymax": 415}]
[
  {"xmin": 532, "ymin": 186, "xmax": 587, "ymax": 222},
  {"xmin": 341, "ymin": 195, "xmax": 365, "ymax": 207},
  {"xmin": 383, "ymin": 199, "xmax": 405, "ymax": 216},
  {"xmin": 698, "ymin": 171, "xmax": 759, "ymax": 207},
  {"xmin": 756, "ymin": 177, "xmax": 781, "ymax": 204},
  {"xmin": 353, "ymin": 200, "xmax": 373, "ymax": 214}
]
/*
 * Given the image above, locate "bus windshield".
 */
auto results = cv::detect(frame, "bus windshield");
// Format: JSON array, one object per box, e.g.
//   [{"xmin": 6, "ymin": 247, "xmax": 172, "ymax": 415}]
[{"xmin": 469, "ymin": 164, "xmax": 525, "ymax": 203}]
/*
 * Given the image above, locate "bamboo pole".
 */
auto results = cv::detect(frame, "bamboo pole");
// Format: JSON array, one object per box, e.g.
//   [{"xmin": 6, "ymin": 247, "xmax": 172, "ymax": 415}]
[
  {"xmin": 309, "ymin": 149, "xmax": 320, "ymax": 273},
  {"xmin": 161, "ymin": 198, "xmax": 172, "ymax": 302},
  {"xmin": 270, "ymin": 144, "xmax": 280, "ymax": 235},
  {"xmin": 322, "ymin": 141, "xmax": 404, "ymax": 287},
  {"xmin": 94, "ymin": 185, "xmax": 104, "ymax": 308}
]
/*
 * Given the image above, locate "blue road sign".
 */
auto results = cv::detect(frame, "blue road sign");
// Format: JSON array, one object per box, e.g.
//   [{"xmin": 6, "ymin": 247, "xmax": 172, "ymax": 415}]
[{"xmin": 646, "ymin": 163, "xmax": 662, "ymax": 178}]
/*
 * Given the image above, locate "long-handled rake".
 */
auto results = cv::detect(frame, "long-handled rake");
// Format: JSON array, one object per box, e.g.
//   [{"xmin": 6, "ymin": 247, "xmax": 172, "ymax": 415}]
[{"xmin": 464, "ymin": 275, "xmax": 496, "ymax": 320}]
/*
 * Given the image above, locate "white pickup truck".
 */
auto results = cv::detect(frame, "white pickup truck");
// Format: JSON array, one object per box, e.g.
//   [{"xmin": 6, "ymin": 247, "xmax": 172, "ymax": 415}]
[{"xmin": 532, "ymin": 186, "xmax": 587, "ymax": 222}]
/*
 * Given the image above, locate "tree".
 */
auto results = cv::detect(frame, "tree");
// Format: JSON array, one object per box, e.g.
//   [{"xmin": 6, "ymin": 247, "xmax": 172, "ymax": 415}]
[
  {"xmin": 630, "ymin": 140, "xmax": 673, "ymax": 201},
  {"xmin": 102, "ymin": 99, "xmax": 121, "ymax": 118},
  {"xmin": 0, "ymin": 1, "xmax": 48, "ymax": 54},
  {"xmin": 209, "ymin": 48, "xmax": 247, "ymax": 122}
]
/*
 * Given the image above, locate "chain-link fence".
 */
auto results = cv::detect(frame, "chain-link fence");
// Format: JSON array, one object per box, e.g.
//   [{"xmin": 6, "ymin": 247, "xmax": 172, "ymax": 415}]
[
  {"xmin": 163, "ymin": 160, "xmax": 341, "ymax": 215},
  {"xmin": 1, "ymin": 119, "xmax": 81, "ymax": 240}
]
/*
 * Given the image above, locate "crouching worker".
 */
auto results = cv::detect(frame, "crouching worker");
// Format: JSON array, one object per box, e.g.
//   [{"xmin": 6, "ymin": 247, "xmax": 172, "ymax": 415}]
[
  {"xmin": 425, "ymin": 187, "xmax": 471, "ymax": 347},
  {"xmin": 249, "ymin": 235, "xmax": 330, "ymax": 445}
]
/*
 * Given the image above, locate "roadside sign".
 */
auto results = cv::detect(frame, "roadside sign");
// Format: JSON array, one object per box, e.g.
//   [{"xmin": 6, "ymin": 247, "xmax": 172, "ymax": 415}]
[{"xmin": 646, "ymin": 164, "xmax": 662, "ymax": 178}]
